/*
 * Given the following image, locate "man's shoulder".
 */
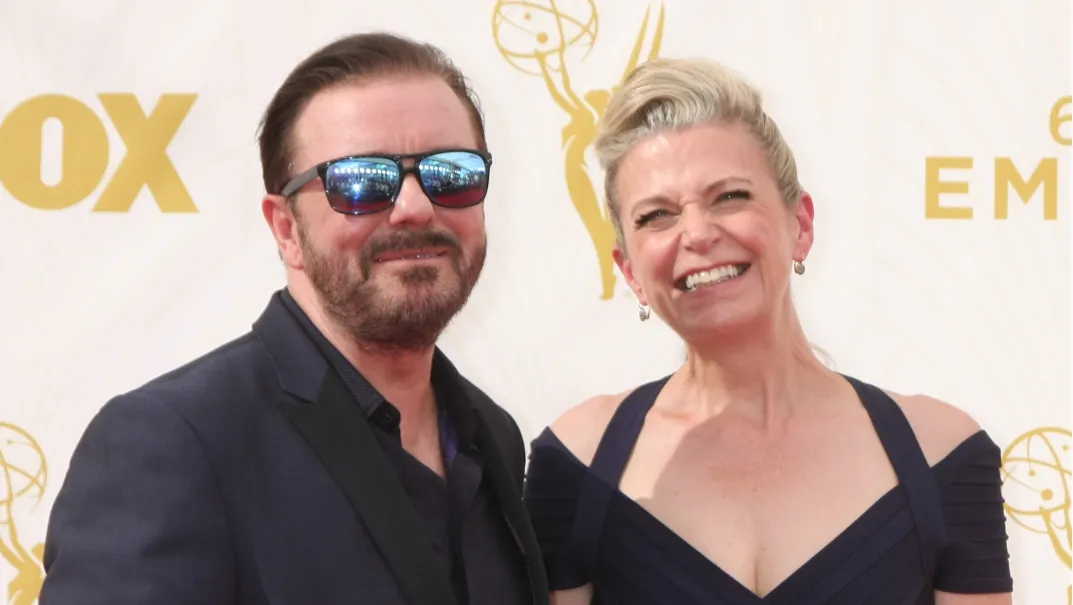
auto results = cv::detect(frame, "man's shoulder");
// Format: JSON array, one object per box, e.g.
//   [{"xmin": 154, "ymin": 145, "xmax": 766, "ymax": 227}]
[
  {"xmin": 119, "ymin": 330, "xmax": 277, "ymax": 420},
  {"xmin": 454, "ymin": 371, "xmax": 518, "ymax": 430},
  {"xmin": 433, "ymin": 348, "xmax": 520, "ymax": 432}
]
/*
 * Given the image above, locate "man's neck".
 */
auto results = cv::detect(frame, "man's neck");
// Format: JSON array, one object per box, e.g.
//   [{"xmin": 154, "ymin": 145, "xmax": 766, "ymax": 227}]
[{"xmin": 287, "ymin": 284, "xmax": 437, "ymax": 421}]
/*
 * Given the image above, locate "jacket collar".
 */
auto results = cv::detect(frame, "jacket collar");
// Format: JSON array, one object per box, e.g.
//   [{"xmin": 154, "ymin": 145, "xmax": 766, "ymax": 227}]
[{"xmin": 250, "ymin": 289, "xmax": 327, "ymax": 403}]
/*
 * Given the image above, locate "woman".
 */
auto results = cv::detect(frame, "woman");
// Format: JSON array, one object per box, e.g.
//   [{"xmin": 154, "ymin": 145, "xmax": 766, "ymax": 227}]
[{"xmin": 523, "ymin": 57, "xmax": 1013, "ymax": 605}]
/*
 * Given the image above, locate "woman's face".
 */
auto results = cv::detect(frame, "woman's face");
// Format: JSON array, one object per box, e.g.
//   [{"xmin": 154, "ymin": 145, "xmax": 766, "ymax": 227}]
[{"xmin": 612, "ymin": 121, "xmax": 814, "ymax": 341}]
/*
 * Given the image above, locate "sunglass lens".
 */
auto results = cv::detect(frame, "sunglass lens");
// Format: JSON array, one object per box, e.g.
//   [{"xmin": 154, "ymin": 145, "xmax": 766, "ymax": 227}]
[
  {"xmin": 418, "ymin": 151, "xmax": 489, "ymax": 208},
  {"xmin": 324, "ymin": 157, "xmax": 399, "ymax": 214}
]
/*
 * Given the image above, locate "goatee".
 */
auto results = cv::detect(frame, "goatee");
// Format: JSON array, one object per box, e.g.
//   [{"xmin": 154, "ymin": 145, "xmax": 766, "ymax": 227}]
[{"xmin": 301, "ymin": 225, "xmax": 485, "ymax": 353}]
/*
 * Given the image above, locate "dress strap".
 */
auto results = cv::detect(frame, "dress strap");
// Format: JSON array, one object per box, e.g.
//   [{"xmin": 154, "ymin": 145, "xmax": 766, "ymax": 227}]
[
  {"xmin": 568, "ymin": 375, "xmax": 671, "ymax": 583},
  {"xmin": 843, "ymin": 375, "xmax": 947, "ymax": 591}
]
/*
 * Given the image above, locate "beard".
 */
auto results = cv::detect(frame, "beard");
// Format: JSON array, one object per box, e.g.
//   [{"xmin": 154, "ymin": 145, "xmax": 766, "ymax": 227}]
[{"xmin": 299, "ymin": 221, "xmax": 485, "ymax": 353}]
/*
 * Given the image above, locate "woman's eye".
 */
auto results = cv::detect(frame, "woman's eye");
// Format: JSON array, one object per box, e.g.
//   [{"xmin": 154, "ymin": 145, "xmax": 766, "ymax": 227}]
[
  {"xmin": 717, "ymin": 189, "xmax": 752, "ymax": 202},
  {"xmin": 634, "ymin": 210, "xmax": 669, "ymax": 228}
]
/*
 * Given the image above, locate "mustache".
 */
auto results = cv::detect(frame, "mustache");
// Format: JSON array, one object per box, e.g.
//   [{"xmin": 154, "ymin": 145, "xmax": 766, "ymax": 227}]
[{"xmin": 360, "ymin": 229, "xmax": 463, "ymax": 265}]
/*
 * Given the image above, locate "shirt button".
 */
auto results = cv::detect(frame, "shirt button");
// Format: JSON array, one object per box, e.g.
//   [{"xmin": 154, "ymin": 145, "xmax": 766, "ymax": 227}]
[{"xmin": 373, "ymin": 407, "xmax": 399, "ymax": 428}]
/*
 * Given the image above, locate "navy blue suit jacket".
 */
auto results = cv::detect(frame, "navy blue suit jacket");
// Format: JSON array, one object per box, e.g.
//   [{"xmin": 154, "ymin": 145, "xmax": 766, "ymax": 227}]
[{"xmin": 40, "ymin": 291, "xmax": 548, "ymax": 605}]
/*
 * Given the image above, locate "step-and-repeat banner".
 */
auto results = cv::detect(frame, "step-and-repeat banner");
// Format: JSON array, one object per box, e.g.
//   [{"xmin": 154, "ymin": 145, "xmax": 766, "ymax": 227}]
[{"xmin": 0, "ymin": 0, "xmax": 1068, "ymax": 602}]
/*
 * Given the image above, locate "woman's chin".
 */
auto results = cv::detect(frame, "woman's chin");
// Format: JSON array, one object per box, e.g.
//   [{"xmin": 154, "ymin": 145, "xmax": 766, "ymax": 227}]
[{"xmin": 671, "ymin": 309, "xmax": 761, "ymax": 345}]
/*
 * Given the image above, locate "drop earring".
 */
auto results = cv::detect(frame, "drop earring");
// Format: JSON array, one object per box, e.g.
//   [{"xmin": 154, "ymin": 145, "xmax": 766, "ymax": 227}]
[
  {"xmin": 638, "ymin": 303, "xmax": 651, "ymax": 322},
  {"xmin": 793, "ymin": 260, "xmax": 806, "ymax": 275}
]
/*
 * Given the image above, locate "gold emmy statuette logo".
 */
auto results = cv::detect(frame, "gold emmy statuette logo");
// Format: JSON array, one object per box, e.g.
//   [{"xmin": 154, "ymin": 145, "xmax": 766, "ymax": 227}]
[
  {"xmin": 492, "ymin": 1, "xmax": 664, "ymax": 300},
  {"xmin": 0, "ymin": 424, "xmax": 48, "ymax": 605},
  {"xmin": 1001, "ymin": 426, "xmax": 1071, "ymax": 604}
]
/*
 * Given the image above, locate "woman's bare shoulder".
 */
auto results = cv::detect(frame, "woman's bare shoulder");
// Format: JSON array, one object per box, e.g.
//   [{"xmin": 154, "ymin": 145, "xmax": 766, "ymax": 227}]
[
  {"xmin": 882, "ymin": 387, "xmax": 985, "ymax": 467},
  {"xmin": 548, "ymin": 389, "xmax": 635, "ymax": 467}
]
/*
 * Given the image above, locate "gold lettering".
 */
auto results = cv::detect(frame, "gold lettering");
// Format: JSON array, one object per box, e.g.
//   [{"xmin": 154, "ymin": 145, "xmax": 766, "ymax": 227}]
[
  {"xmin": 0, "ymin": 95, "xmax": 109, "ymax": 210},
  {"xmin": 924, "ymin": 157, "xmax": 973, "ymax": 219},
  {"xmin": 93, "ymin": 94, "xmax": 197, "ymax": 213},
  {"xmin": 1050, "ymin": 96, "xmax": 1071, "ymax": 146},
  {"xmin": 994, "ymin": 157, "xmax": 1058, "ymax": 220}
]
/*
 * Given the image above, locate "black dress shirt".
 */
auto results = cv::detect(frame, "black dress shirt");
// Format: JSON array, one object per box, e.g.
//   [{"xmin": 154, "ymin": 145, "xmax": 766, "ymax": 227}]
[{"xmin": 280, "ymin": 290, "xmax": 531, "ymax": 605}]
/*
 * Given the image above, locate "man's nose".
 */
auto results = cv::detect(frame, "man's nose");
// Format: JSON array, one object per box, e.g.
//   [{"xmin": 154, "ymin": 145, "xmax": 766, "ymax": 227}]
[{"xmin": 388, "ymin": 170, "xmax": 435, "ymax": 227}]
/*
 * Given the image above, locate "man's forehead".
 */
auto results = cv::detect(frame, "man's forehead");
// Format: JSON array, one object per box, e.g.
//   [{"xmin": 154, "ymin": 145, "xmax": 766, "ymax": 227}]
[{"xmin": 290, "ymin": 77, "xmax": 477, "ymax": 166}]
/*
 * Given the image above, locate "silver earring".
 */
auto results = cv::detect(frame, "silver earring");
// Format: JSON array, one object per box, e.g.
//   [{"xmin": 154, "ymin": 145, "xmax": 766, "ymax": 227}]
[
  {"xmin": 793, "ymin": 260, "xmax": 806, "ymax": 275},
  {"xmin": 638, "ymin": 304, "xmax": 651, "ymax": 322}
]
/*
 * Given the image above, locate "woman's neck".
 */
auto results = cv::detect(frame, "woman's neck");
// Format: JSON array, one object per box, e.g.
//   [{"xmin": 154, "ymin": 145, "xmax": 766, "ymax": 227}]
[{"xmin": 676, "ymin": 303, "xmax": 834, "ymax": 427}]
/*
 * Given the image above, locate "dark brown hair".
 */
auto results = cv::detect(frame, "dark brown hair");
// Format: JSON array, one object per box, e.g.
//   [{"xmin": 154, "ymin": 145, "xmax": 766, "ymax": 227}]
[{"xmin": 257, "ymin": 32, "xmax": 488, "ymax": 195}]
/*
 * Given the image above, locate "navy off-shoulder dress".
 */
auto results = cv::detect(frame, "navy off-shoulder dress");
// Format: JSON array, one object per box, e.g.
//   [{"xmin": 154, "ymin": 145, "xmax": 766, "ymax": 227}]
[{"xmin": 524, "ymin": 375, "xmax": 1013, "ymax": 604}]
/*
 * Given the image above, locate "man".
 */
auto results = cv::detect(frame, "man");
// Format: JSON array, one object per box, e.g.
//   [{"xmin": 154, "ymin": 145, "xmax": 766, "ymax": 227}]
[{"xmin": 40, "ymin": 33, "xmax": 549, "ymax": 605}]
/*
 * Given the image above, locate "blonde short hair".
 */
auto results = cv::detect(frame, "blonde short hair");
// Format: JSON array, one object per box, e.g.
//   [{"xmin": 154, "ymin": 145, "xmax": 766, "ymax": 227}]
[{"xmin": 594, "ymin": 57, "xmax": 803, "ymax": 245}]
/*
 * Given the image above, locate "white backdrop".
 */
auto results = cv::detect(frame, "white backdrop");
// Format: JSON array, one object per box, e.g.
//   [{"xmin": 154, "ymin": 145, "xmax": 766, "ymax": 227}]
[{"xmin": 0, "ymin": 1, "xmax": 1068, "ymax": 603}]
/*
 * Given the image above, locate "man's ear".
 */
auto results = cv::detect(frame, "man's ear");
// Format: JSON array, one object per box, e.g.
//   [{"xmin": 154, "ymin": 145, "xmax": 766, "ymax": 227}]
[{"xmin": 262, "ymin": 194, "xmax": 305, "ymax": 270}]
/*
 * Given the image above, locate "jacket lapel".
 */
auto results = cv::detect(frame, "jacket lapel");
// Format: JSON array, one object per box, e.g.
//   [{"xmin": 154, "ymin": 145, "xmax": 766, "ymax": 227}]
[
  {"xmin": 253, "ymin": 293, "xmax": 457, "ymax": 605},
  {"xmin": 254, "ymin": 291, "xmax": 547, "ymax": 605},
  {"xmin": 278, "ymin": 370, "xmax": 459, "ymax": 605}
]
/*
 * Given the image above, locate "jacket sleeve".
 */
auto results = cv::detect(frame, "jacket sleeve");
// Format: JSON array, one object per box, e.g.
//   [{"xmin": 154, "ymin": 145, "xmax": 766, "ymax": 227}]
[{"xmin": 40, "ymin": 393, "xmax": 235, "ymax": 604}]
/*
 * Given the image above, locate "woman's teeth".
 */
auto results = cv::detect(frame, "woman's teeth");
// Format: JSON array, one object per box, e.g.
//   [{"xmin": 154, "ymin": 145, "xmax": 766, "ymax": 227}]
[{"xmin": 682, "ymin": 264, "xmax": 748, "ymax": 292}]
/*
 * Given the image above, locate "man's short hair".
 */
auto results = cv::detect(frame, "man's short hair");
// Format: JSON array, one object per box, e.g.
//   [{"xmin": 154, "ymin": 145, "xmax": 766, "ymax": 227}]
[{"xmin": 257, "ymin": 32, "xmax": 487, "ymax": 196}]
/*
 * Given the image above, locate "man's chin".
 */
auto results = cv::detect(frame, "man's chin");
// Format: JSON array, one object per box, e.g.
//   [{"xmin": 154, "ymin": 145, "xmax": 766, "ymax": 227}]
[
  {"xmin": 376, "ymin": 272, "xmax": 461, "ymax": 296},
  {"xmin": 350, "ymin": 301, "xmax": 463, "ymax": 351}
]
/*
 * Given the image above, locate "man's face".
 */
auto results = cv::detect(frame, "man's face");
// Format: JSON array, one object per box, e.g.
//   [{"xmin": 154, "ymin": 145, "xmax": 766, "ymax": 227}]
[{"xmin": 278, "ymin": 75, "xmax": 487, "ymax": 351}]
